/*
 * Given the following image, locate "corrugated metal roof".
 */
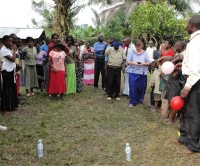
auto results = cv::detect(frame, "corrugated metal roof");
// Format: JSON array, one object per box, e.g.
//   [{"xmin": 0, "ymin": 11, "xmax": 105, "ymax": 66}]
[{"xmin": 0, "ymin": 27, "xmax": 44, "ymax": 39}]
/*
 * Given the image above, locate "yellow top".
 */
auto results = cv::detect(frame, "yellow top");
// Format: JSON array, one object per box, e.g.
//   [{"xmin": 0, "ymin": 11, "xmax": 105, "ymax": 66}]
[{"xmin": 105, "ymin": 47, "xmax": 126, "ymax": 67}]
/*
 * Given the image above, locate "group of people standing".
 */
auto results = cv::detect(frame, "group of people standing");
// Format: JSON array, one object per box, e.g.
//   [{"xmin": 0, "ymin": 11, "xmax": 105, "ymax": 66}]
[
  {"xmin": 0, "ymin": 14, "xmax": 200, "ymax": 155},
  {"xmin": 148, "ymin": 15, "xmax": 200, "ymax": 155},
  {"xmin": 0, "ymin": 33, "xmax": 97, "ymax": 113}
]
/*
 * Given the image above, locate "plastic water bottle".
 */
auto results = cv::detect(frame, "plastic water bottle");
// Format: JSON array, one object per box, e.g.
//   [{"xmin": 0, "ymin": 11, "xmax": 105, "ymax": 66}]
[
  {"xmin": 125, "ymin": 143, "xmax": 131, "ymax": 162},
  {"xmin": 37, "ymin": 139, "xmax": 44, "ymax": 158}
]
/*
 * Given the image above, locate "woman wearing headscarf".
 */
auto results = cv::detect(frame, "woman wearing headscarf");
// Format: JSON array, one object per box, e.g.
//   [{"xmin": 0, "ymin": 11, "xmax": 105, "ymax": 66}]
[
  {"xmin": 65, "ymin": 36, "xmax": 77, "ymax": 94},
  {"xmin": 126, "ymin": 39, "xmax": 150, "ymax": 107},
  {"xmin": 22, "ymin": 37, "xmax": 38, "ymax": 96},
  {"xmin": 0, "ymin": 35, "xmax": 18, "ymax": 113},
  {"xmin": 82, "ymin": 41, "xmax": 95, "ymax": 85},
  {"xmin": 35, "ymin": 42, "xmax": 47, "ymax": 91}
]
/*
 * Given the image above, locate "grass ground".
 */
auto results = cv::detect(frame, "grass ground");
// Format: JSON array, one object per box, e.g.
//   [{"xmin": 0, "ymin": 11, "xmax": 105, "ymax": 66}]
[{"xmin": 0, "ymin": 81, "xmax": 200, "ymax": 165}]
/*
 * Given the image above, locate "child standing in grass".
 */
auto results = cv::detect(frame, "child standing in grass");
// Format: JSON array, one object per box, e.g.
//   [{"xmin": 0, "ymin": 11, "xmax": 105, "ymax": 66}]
[
  {"xmin": 48, "ymin": 40, "xmax": 68, "ymax": 99},
  {"xmin": 157, "ymin": 56, "xmax": 173, "ymax": 119},
  {"xmin": 149, "ymin": 62, "xmax": 162, "ymax": 113}
]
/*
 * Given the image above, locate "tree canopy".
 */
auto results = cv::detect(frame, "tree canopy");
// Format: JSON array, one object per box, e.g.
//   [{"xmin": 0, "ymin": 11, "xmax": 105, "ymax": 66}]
[{"xmin": 130, "ymin": 2, "xmax": 189, "ymax": 43}]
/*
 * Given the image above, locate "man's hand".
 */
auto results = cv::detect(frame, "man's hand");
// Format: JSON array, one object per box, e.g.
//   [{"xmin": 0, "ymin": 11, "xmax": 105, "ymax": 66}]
[
  {"xmin": 12, "ymin": 44, "xmax": 17, "ymax": 51},
  {"xmin": 180, "ymin": 88, "xmax": 190, "ymax": 98},
  {"xmin": 106, "ymin": 39, "xmax": 110, "ymax": 46}
]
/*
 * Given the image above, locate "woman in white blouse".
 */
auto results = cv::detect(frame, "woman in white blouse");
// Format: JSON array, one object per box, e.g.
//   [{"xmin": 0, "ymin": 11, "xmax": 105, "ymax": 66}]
[{"xmin": 0, "ymin": 35, "xmax": 18, "ymax": 114}]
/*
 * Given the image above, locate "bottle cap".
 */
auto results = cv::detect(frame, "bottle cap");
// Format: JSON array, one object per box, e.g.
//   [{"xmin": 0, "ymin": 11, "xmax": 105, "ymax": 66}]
[
  {"xmin": 126, "ymin": 143, "xmax": 129, "ymax": 146},
  {"xmin": 38, "ymin": 139, "xmax": 42, "ymax": 142}
]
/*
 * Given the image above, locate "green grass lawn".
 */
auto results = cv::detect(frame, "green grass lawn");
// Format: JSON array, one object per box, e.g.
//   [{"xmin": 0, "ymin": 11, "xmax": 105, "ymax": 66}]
[{"xmin": 0, "ymin": 85, "xmax": 200, "ymax": 166}]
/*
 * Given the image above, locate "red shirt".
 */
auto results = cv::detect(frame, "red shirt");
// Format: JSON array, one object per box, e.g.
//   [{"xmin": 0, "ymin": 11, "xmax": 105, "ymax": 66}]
[{"xmin": 162, "ymin": 49, "xmax": 175, "ymax": 57}]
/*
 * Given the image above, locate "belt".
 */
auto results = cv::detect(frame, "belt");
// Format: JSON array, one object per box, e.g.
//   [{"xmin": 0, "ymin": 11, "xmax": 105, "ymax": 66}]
[{"xmin": 108, "ymin": 65, "xmax": 121, "ymax": 69}]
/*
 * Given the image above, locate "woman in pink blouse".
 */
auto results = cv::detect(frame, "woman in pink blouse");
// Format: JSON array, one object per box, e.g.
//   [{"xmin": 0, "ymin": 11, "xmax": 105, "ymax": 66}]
[{"xmin": 48, "ymin": 40, "xmax": 67, "ymax": 99}]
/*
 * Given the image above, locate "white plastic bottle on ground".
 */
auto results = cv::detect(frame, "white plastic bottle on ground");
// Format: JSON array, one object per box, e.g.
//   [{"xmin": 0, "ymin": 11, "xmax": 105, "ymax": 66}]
[
  {"xmin": 37, "ymin": 139, "xmax": 44, "ymax": 158},
  {"xmin": 125, "ymin": 143, "xmax": 131, "ymax": 162}
]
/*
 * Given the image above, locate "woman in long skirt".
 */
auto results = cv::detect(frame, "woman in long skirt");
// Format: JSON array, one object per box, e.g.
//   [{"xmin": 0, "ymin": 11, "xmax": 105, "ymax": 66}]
[
  {"xmin": 0, "ymin": 35, "xmax": 18, "ymax": 113},
  {"xmin": 65, "ymin": 36, "xmax": 77, "ymax": 94},
  {"xmin": 82, "ymin": 41, "xmax": 95, "ymax": 85},
  {"xmin": 74, "ymin": 42, "xmax": 82, "ymax": 92},
  {"xmin": 126, "ymin": 39, "xmax": 150, "ymax": 107},
  {"xmin": 48, "ymin": 40, "xmax": 67, "ymax": 99},
  {"xmin": 46, "ymin": 33, "xmax": 59, "ymax": 94},
  {"xmin": 22, "ymin": 37, "xmax": 38, "ymax": 96}
]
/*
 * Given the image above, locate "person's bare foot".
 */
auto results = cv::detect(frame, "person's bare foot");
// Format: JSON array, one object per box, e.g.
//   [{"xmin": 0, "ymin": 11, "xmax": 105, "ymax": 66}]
[
  {"xmin": 1, "ymin": 111, "xmax": 11, "ymax": 115},
  {"xmin": 167, "ymin": 121, "xmax": 174, "ymax": 125},
  {"xmin": 184, "ymin": 149, "xmax": 195, "ymax": 155},
  {"xmin": 171, "ymin": 140, "xmax": 181, "ymax": 145},
  {"xmin": 151, "ymin": 109, "xmax": 157, "ymax": 113},
  {"xmin": 176, "ymin": 118, "xmax": 181, "ymax": 123}
]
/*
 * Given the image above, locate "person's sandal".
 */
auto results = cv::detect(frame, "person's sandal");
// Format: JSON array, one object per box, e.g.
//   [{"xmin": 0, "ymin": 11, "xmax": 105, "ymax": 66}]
[{"xmin": 26, "ymin": 93, "xmax": 31, "ymax": 97}]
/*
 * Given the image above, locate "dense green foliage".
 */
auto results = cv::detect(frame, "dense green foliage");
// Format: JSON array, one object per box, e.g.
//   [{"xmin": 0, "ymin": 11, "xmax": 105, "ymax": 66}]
[{"xmin": 130, "ymin": 2, "xmax": 189, "ymax": 43}]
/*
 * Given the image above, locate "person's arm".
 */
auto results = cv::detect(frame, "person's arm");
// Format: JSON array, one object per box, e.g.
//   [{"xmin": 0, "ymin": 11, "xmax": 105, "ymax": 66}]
[
  {"xmin": 121, "ymin": 50, "xmax": 126, "ymax": 72},
  {"xmin": 171, "ymin": 54, "xmax": 184, "ymax": 64},
  {"xmin": 49, "ymin": 53, "xmax": 57, "ymax": 74},
  {"xmin": 140, "ymin": 51, "xmax": 151, "ymax": 66},
  {"xmin": 77, "ymin": 48, "xmax": 80, "ymax": 58},
  {"xmin": 149, "ymin": 71, "xmax": 156, "ymax": 87},
  {"xmin": 181, "ymin": 44, "xmax": 200, "ymax": 98},
  {"xmin": 64, "ymin": 53, "xmax": 67, "ymax": 77},
  {"xmin": 105, "ymin": 47, "xmax": 111, "ymax": 56},
  {"xmin": 102, "ymin": 40, "xmax": 110, "ymax": 55},
  {"xmin": 5, "ymin": 45, "xmax": 17, "ymax": 62},
  {"xmin": 126, "ymin": 52, "xmax": 137, "ymax": 65},
  {"xmin": 156, "ymin": 56, "xmax": 165, "ymax": 66}
]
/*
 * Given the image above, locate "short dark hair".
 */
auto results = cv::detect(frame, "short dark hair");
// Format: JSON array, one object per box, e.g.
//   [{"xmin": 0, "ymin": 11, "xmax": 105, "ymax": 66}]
[
  {"xmin": 85, "ymin": 41, "xmax": 91, "ymax": 44},
  {"xmin": 165, "ymin": 34, "xmax": 173, "ymax": 40},
  {"xmin": 34, "ymin": 41, "xmax": 40, "ymax": 46},
  {"xmin": 189, "ymin": 15, "xmax": 200, "ymax": 29},
  {"xmin": 2, "ymin": 35, "xmax": 12, "ymax": 42},
  {"xmin": 26, "ymin": 37, "xmax": 34, "ymax": 43},
  {"xmin": 51, "ymin": 33, "xmax": 59, "ymax": 40},
  {"xmin": 166, "ymin": 39, "xmax": 174, "ymax": 47},
  {"xmin": 66, "ymin": 36, "xmax": 75, "ymax": 45}
]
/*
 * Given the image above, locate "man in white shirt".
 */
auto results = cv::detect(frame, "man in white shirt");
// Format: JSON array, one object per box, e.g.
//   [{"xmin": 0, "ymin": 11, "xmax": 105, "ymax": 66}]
[
  {"xmin": 146, "ymin": 41, "xmax": 157, "ymax": 62},
  {"xmin": 176, "ymin": 15, "xmax": 200, "ymax": 154},
  {"xmin": 146, "ymin": 40, "xmax": 157, "ymax": 73},
  {"xmin": 123, "ymin": 37, "xmax": 135, "ymax": 97}
]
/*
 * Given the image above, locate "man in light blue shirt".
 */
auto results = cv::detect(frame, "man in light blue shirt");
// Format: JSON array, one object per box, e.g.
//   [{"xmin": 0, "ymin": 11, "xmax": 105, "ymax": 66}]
[
  {"xmin": 40, "ymin": 38, "xmax": 50, "ymax": 53},
  {"xmin": 93, "ymin": 34, "xmax": 106, "ymax": 90}
]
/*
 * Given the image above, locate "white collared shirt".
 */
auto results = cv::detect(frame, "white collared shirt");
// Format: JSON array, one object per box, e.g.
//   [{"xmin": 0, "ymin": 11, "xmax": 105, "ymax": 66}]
[
  {"xmin": 182, "ymin": 30, "xmax": 200, "ymax": 89},
  {"xmin": 124, "ymin": 43, "xmax": 136, "ymax": 57},
  {"xmin": 146, "ymin": 46, "xmax": 157, "ymax": 62},
  {"xmin": 0, "ymin": 45, "xmax": 16, "ymax": 72}
]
